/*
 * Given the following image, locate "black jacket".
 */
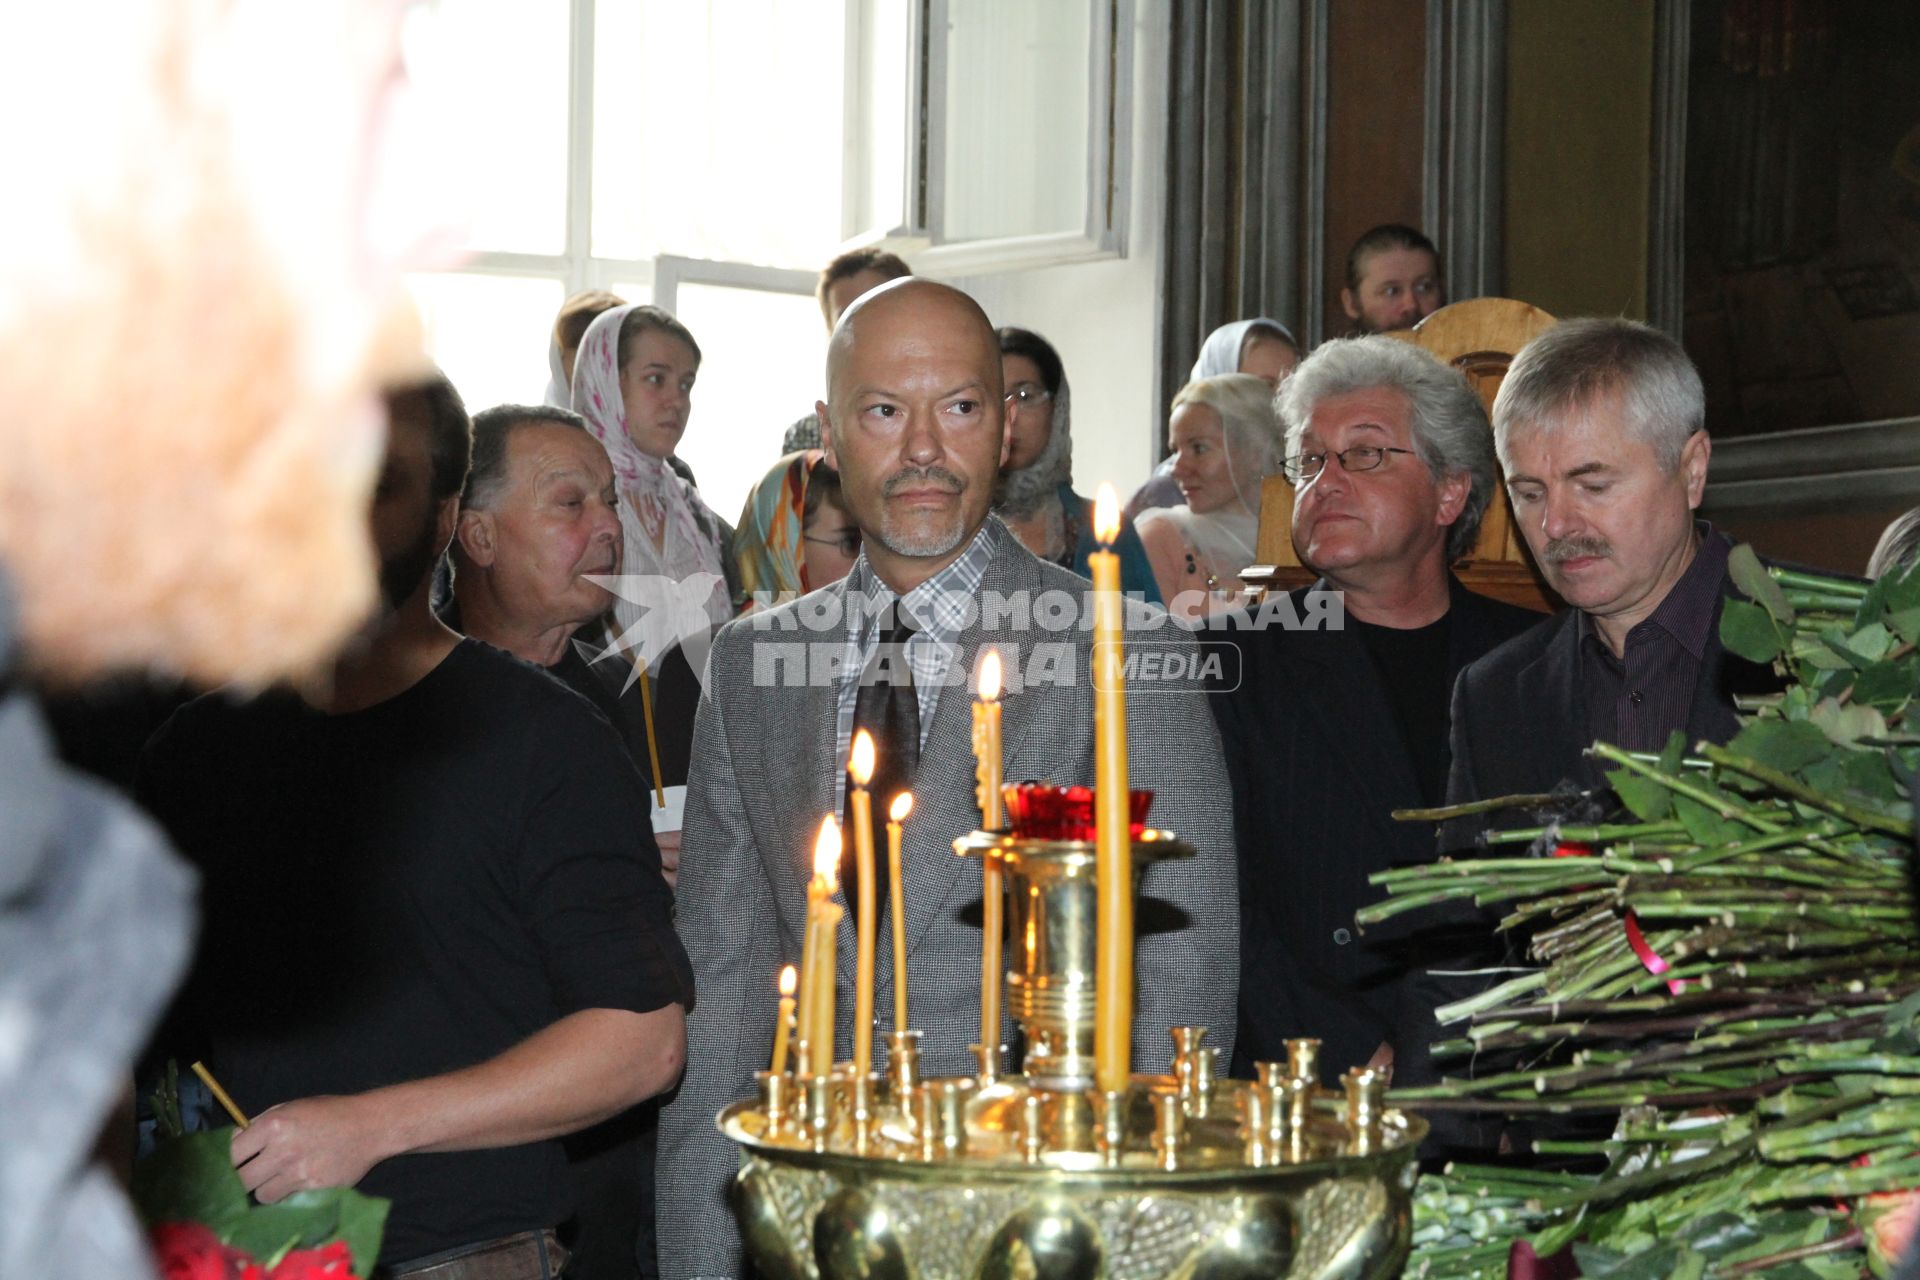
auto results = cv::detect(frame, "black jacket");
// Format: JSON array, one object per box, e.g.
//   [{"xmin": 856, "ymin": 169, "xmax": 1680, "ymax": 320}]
[
  {"xmin": 1444, "ymin": 561, "xmax": 1782, "ymax": 835},
  {"xmin": 1211, "ymin": 576, "xmax": 1539, "ymax": 1078}
]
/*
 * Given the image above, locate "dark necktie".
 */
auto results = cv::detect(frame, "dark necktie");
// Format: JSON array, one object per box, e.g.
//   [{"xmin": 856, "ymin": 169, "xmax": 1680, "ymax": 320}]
[{"xmin": 844, "ymin": 614, "xmax": 920, "ymax": 905}]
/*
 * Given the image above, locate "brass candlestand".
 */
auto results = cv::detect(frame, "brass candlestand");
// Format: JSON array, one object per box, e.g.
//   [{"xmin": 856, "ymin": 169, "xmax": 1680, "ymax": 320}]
[{"xmin": 721, "ymin": 830, "xmax": 1425, "ymax": 1279}]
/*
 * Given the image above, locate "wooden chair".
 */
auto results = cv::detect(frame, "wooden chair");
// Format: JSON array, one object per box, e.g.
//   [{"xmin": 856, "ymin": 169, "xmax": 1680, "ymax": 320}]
[{"xmin": 1242, "ymin": 297, "xmax": 1562, "ymax": 613}]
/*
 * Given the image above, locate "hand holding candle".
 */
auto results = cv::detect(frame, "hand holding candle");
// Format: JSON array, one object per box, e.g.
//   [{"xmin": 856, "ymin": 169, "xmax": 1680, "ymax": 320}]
[
  {"xmin": 771, "ymin": 964, "xmax": 798, "ymax": 1077},
  {"xmin": 1090, "ymin": 483, "xmax": 1134, "ymax": 1093},
  {"xmin": 848, "ymin": 730, "xmax": 880, "ymax": 1079},
  {"xmin": 887, "ymin": 791, "xmax": 913, "ymax": 1031}
]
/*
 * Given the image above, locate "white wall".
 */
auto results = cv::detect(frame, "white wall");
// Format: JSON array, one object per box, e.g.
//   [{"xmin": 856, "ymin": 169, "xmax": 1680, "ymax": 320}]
[{"xmin": 952, "ymin": 0, "xmax": 1169, "ymax": 501}]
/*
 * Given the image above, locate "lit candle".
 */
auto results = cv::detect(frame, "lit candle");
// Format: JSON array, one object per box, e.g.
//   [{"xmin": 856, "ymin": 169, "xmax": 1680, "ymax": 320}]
[
  {"xmin": 807, "ymin": 817, "xmax": 844, "ymax": 1078},
  {"xmin": 887, "ymin": 792, "xmax": 913, "ymax": 1031},
  {"xmin": 795, "ymin": 816, "xmax": 831, "ymax": 1057},
  {"xmin": 1090, "ymin": 483, "xmax": 1134, "ymax": 1093},
  {"xmin": 972, "ymin": 653, "xmax": 1006, "ymax": 1049},
  {"xmin": 848, "ymin": 731, "xmax": 880, "ymax": 1079},
  {"xmin": 770, "ymin": 964, "xmax": 798, "ymax": 1076},
  {"xmin": 972, "ymin": 650, "xmax": 1005, "ymax": 829}
]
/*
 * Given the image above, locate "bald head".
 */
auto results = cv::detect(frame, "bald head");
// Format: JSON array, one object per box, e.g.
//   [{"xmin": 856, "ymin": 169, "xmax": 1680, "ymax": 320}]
[
  {"xmin": 814, "ymin": 278, "xmax": 1011, "ymax": 594},
  {"xmin": 826, "ymin": 278, "xmax": 1003, "ymax": 410}
]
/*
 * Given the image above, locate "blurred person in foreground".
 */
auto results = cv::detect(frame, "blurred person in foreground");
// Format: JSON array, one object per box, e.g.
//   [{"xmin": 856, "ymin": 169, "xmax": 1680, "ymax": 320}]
[{"xmin": 0, "ymin": 5, "xmax": 450, "ymax": 1278}]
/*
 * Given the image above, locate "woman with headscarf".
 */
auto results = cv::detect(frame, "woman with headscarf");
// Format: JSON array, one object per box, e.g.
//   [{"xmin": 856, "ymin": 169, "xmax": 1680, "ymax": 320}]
[
  {"xmin": 995, "ymin": 327, "xmax": 1158, "ymax": 601},
  {"xmin": 571, "ymin": 303, "xmax": 738, "ymax": 673},
  {"xmin": 545, "ymin": 290, "xmax": 625, "ymax": 408},
  {"xmin": 1135, "ymin": 373, "xmax": 1287, "ymax": 620},
  {"xmin": 1124, "ymin": 317, "xmax": 1299, "ymax": 519},
  {"xmin": 732, "ymin": 449, "xmax": 860, "ymax": 605}
]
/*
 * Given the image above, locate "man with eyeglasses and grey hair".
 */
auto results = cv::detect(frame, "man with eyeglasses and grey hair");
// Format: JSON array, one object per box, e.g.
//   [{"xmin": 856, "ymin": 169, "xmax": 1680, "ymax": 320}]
[{"xmin": 1210, "ymin": 336, "xmax": 1536, "ymax": 1085}]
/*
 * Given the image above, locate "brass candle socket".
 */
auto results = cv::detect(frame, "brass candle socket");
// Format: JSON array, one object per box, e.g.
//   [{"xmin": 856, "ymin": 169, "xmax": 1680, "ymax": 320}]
[
  {"xmin": 1343, "ymin": 1066, "xmax": 1386, "ymax": 1154},
  {"xmin": 1285, "ymin": 1037, "xmax": 1322, "ymax": 1087},
  {"xmin": 1150, "ymin": 1090, "xmax": 1184, "ymax": 1171},
  {"xmin": 807, "ymin": 1075, "xmax": 834, "ymax": 1153},
  {"xmin": 756, "ymin": 1070, "xmax": 789, "ymax": 1135},
  {"xmin": 887, "ymin": 1029, "xmax": 922, "ymax": 1098},
  {"xmin": 954, "ymin": 831, "xmax": 1193, "ymax": 1093}
]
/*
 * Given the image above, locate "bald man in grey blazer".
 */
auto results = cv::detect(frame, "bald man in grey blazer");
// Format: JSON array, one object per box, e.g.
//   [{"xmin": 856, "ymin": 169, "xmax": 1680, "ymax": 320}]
[{"xmin": 655, "ymin": 280, "xmax": 1238, "ymax": 1279}]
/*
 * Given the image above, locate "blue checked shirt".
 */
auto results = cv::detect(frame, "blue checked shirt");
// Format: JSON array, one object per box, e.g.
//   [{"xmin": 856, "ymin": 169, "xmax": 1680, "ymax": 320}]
[{"xmin": 830, "ymin": 517, "xmax": 1003, "ymax": 813}]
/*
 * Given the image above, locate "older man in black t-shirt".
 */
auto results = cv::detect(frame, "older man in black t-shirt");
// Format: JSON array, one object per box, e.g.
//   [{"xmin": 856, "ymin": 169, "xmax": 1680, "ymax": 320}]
[
  {"xmin": 140, "ymin": 378, "xmax": 691, "ymax": 1279},
  {"xmin": 441, "ymin": 402, "xmax": 700, "ymax": 1280}
]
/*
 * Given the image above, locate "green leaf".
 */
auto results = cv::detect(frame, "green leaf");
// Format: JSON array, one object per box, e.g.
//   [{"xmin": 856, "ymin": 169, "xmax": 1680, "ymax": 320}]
[
  {"xmin": 1607, "ymin": 767, "xmax": 1675, "ymax": 821},
  {"xmin": 1887, "ymin": 607, "xmax": 1920, "ymax": 646},
  {"xmin": 221, "ymin": 1203, "xmax": 324, "ymax": 1269},
  {"xmin": 1853, "ymin": 657, "xmax": 1919, "ymax": 715},
  {"xmin": 1725, "ymin": 719, "xmax": 1833, "ymax": 774},
  {"xmin": 1809, "ymin": 698, "xmax": 1889, "ymax": 746},
  {"xmin": 1821, "ymin": 626, "xmax": 1876, "ymax": 671},
  {"xmin": 1730, "ymin": 544, "xmax": 1796, "ymax": 623},
  {"xmin": 284, "ymin": 1188, "xmax": 390, "ymax": 1278},
  {"xmin": 132, "ymin": 1130, "xmax": 249, "ymax": 1229},
  {"xmin": 1675, "ymin": 793, "xmax": 1745, "ymax": 846},
  {"xmin": 1721, "ymin": 598, "xmax": 1787, "ymax": 664},
  {"xmin": 1657, "ymin": 730, "xmax": 1689, "ymax": 775},
  {"xmin": 1850, "ymin": 622, "xmax": 1895, "ymax": 662}
]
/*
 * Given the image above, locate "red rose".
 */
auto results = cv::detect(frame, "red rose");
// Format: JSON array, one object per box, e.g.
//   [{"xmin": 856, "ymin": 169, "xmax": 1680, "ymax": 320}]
[
  {"xmin": 267, "ymin": 1240, "xmax": 359, "ymax": 1280},
  {"xmin": 149, "ymin": 1223, "xmax": 265, "ymax": 1280}
]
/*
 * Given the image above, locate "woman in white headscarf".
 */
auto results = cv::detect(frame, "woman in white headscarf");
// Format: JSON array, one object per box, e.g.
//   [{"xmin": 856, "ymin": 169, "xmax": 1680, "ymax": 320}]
[
  {"xmin": 571, "ymin": 304, "xmax": 737, "ymax": 669},
  {"xmin": 1135, "ymin": 373, "xmax": 1287, "ymax": 620},
  {"xmin": 1124, "ymin": 317, "xmax": 1298, "ymax": 519}
]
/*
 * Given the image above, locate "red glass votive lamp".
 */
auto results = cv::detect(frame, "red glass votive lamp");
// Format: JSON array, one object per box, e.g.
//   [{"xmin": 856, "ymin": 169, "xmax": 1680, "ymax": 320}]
[{"xmin": 1002, "ymin": 783, "xmax": 1153, "ymax": 840}]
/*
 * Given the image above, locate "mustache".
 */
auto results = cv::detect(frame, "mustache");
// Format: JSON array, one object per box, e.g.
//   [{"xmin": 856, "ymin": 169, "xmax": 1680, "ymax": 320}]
[
  {"xmin": 1545, "ymin": 535, "xmax": 1612, "ymax": 563},
  {"xmin": 882, "ymin": 466, "xmax": 965, "ymax": 497}
]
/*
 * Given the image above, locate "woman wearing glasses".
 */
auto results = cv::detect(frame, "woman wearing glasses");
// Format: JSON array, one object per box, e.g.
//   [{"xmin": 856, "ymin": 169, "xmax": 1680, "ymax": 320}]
[
  {"xmin": 1136, "ymin": 373, "xmax": 1287, "ymax": 620},
  {"xmin": 733, "ymin": 450, "xmax": 861, "ymax": 605},
  {"xmin": 994, "ymin": 327, "xmax": 1159, "ymax": 601}
]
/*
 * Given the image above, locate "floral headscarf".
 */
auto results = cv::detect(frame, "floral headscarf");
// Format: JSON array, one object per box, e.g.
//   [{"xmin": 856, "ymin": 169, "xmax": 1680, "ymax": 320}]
[
  {"xmin": 570, "ymin": 304, "xmax": 732, "ymax": 644},
  {"xmin": 734, "ymin": 449, "xmax": 827, "ymax": 603}
]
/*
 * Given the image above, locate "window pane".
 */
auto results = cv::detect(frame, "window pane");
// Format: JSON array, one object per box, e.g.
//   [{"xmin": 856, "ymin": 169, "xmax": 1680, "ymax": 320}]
[
  {"xmin": 669, "ymin": 283, "xmax": 828, "ymax": 524},
  {"xmin": 593, "ymin": 0, "xmax": 847, "ymax": 268},
  {"xmin": 608, "ymin": 282, "xmax": 654, "ymax": 308},
  {"xmin": 402, "ymin": 1, "xmax": 570, "ymax": 256},
  {"xmin": 942, "ymin": 0, "xmax": 1091, "ymax": 240},
  {"xmin": 407, "ymin": 273, "xmax": 566, "ymax": 412},
  {"xmin": 853, "ymin": 0, "xmax": 914, "ymax": 235}
]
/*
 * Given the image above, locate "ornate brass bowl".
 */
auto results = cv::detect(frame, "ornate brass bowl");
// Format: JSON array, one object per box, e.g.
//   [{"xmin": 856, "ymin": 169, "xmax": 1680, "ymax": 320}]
[{"xmin": 722, "ymin": 1072, "xmax": 1424, "ymax": 1280}]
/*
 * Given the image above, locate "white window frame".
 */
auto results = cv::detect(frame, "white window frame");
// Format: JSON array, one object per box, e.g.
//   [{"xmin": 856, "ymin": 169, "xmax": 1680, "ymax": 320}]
[
  {"xmin": 437, "ymin": 0, "xmax": 1134, "ymax": 295},
  {"xmin": 844, "ymin": 0, "xmax": 1135, "ymax": 276},
  {"xmin": 649, "ymin": 256, "xmax": 817, "ymax": 313}
]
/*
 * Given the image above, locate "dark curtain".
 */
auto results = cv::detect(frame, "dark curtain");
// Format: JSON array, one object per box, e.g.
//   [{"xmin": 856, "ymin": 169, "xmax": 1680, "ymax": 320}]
[{"xmin": 1157, "ymin": 0, "xmax": 1303, "ymax": 463}]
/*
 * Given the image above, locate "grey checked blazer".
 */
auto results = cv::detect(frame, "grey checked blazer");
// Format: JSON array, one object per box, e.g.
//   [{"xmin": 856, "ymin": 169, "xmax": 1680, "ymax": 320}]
[{"xmin": 655, "ymin": 530, "xmax": 1239, "ymax": 1280}]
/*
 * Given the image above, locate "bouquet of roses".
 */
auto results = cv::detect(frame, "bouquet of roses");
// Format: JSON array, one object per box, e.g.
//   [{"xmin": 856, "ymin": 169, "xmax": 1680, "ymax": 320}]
[
  {"xmin": 134, "ymin": 1124, "xmax": 387, "ymax": 1280},
  {"xmin": 1370, "ymin": 551, "xmax": 1920, "ymax": 1278}
]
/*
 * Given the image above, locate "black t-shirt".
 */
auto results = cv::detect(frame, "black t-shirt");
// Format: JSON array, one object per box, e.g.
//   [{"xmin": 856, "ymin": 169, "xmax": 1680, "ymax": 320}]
[
  {"xmin": 137, "ymin": 640, "xmax": 692, "ymax": 1266},
  {"xmin": 548, "ymin": 639, "xmax": 699, "ymax": 790},
  {"xmin": 1351, "ymin": 612, "xmax": 1454, "ymax": 807}
]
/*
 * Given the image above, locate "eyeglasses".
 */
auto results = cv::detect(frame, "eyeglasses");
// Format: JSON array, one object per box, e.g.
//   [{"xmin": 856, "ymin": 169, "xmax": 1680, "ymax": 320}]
[
  {"xmin": 803, "ymin": 531, "xmax": 862, "ymax": 557},
  {"xmin": 1005, "ymin": 383, "xmax": 1053, "ymax": 407},
  {"xmin": 1282, "ymin": 445, "xmax": 1416, "ymax": 483}
]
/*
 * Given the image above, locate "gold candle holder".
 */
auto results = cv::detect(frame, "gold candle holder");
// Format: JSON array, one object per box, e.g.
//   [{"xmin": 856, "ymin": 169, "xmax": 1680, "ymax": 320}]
[{"xmin": 720, "ymin": 829, "xmax": 1425, "ymax": 1279}]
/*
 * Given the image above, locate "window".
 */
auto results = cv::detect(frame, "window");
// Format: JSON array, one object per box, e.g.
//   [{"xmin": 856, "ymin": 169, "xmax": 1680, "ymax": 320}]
[{"xmin": 403, "ymin": 0, "xmax": 1131, "ymax": 522}]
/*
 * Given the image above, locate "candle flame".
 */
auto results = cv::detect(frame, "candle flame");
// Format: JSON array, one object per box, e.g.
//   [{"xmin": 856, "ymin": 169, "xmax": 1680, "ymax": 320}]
[
  {"xmin": 889, "ymin": 791, "xmax": 914, "ymax": 823},
  {"xmin": 1094, "ymin": 483, "xmax": 1120, "ymax": 545},
  {"xmin": 849, "ymin": 729, "xmax": 875, "ymax": 786},
  {"xmin": 778, "ymin": 964, "xmax": 797, "ymax": 996},
  {"xmin": 813, "ymin": 815, "xmax": 842, "ymax": 884},
  {"xmin": 976, "ymin": 649, "xmax": 1002, "ymax": 701}
]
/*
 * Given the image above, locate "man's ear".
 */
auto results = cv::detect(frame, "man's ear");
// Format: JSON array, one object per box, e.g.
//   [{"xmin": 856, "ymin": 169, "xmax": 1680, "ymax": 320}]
[
  {"xmin": 1680, "ymin": 430, "xmax": 1711, "ymax": 509},
  {"xmin": 1341, "ymin": 288, "xmax": 1361, "ymax": 322},
  {"xmin": 1435, "ymin": 469, "xmax": 1472, "ymax": 529},
  {"xmin": 455, "ymin": 507, "xmax": 496, "ymax": 566},
  {"xmin": 816, "ymin": 400, "xmax": 836, "ymax": 467}
]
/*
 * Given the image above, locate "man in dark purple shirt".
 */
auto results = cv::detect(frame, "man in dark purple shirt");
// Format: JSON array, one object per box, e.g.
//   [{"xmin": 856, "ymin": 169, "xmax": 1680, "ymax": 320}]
[
  {"xmin": 1444, "ymin": 317, "xmax": 1779, "ymax": 836},
  {"xmin": 1408, "ymin": 323, "xmax": 1782, "ymax": 1122}
]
